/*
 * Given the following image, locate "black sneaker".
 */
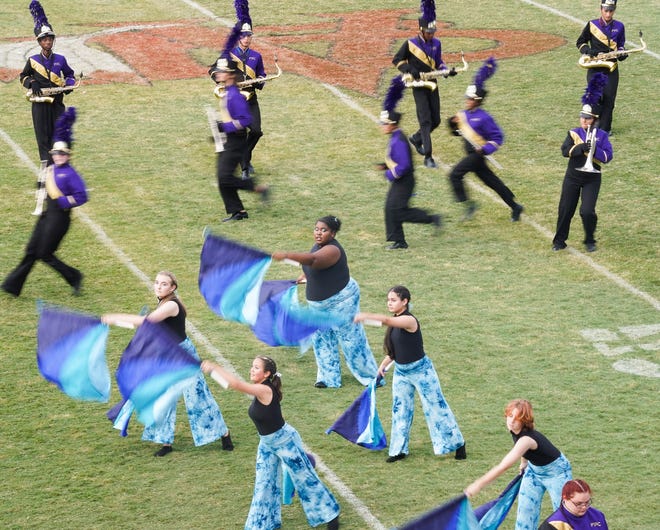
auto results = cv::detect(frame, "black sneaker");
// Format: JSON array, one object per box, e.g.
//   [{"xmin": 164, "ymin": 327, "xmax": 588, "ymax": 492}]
[
  {"xmin": 326, "ymin": 515, "xmax": 339, "ymax": 530},
  {"xmin": 386, "ymin": 453, "xmax": 406, "ymax": 463},
  {"xmin": 221, "ymin": 432, "xmax": 234, "ymax": 451},
  {"xmin": 423, "ymin": 156, "xmax": 437, "ymax": 169},
  {"xmin": 314, "ymin": 381, "xmax": 327, "ymax": 388},
  {"xmin": 154, "ymin": 445, "xmax": 173, "ymax": 457},
  {"xmin": 585, "ymin": 242, "xmax": 597, "ymax": 252},
  {"xmin": 455, "ymin": 444, "xmax": 467, "ymax": 460},
  {"xmin": 71, "ymin": 273, "xmax": 84, "ymax": 296},
  {"xmin": 552, "ymin": 243, "xmax": 566, "ymax": 251},
  {"xmin": 386, "ymin": 241, "xmax": 408, "ymax": 250},
  {"xmin": 511, "ymin": 203, "xmax": 524, "ymax": 222},
  {"xmin": 222, "ymin": 211, "xmax": 248, "ymax": 222}
]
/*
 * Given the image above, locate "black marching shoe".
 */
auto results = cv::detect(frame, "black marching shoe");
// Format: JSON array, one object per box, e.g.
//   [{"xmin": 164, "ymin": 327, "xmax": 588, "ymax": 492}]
[
  {"xmin": 71, "ymin": 273, "xmax": 84, "ymax": 296},
  {"xmin": 511, "ymin": 203, "xmax": 524, "ymax": 222},
  {"xmin": 386, "ymin": 241, "xmax": 408, "ymax": 250},
  {"xmin": 462, "ymin": 200, "xmax": 479, "ymax": 221},
  {"xmin": 386, "ymin": 453, "xmax": 407, "ymax": 463},
  {"xmin": 327, "ymin": 515, "xmax": 340, "ymax": 530},
  {"xmin": 222, "ymin": 211, "xmax": 249, "ymax": 222},
  {"xmin": 455, "ymin": 444, "xmax": 467, "ymax": 460},
  {"xmin": 423, "ymin": 156, "xmax": 437, "ymax": 169},
  {"xmin": 408, "ymin": 135, "xmax": 424, "ymax": 156},
  {"xmin": 585, "ymin": 242, "xmax": 597, "ymax": 252},
  {"xmin": 154, "ymin": 445, "xmax": 173, "ymax": 457},
  {"xmin": 221, "ymin": 432, "xmax": 234, "ymax": 451},
  {"xmin": 314, "ymin": 381, "xmax": 328, "ymax": 389},
  {"xmin": 552, "ymin": 243, "xmax": 566, "ymax": 251}
]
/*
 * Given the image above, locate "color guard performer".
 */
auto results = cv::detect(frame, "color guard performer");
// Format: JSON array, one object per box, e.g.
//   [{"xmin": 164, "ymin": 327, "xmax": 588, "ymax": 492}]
[
  {"xmin": 576, "ymin": 0, "xmax": 627, "ymax": 134},
  {"xmin": 21, "ymin": 1, "xmax": 76, "ymax": 167},
  {"xmin": 552, "ymin": 74, "xmax": 613, "ymax": 253},
  {"xmin": 392, "ymin": 0, "xmax": 457, "ymax": 169},
  {"xmin": 2, "ymin": 108, "xmax": 86, "ymax": 297},
  {"xmin": 448, "ymin": 58, "xmax": 524, "ymax": 222}
]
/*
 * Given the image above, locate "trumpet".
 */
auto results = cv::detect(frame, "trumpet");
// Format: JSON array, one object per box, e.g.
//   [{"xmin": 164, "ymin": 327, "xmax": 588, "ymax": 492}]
[
  {"xmin": 577, "ymin": 126, "xmax": 599, "ymax": 173},
  {"xmin": 404, "ymin": 52, "xmax": 468, "ymax": 89},
  {"xmin": 579, "ymin": 31, "xmax": 646, "ymax": 72},
  {"xmin": 25, "ymin": 76, "xmax": 83, "ymax": 103}
]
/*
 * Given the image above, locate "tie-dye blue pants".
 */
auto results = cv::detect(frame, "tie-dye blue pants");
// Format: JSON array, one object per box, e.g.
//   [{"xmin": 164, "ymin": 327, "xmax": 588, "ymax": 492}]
[
  {"xmin": 245, "ymin": 423, "xmax": 340, "ymax": 529},
  {"xmin": 515, "ymin": 454, "xmax": 572, "ymax": 530},
  {"xmin": 141, "ymin": 338, "xmax": 229, "ymax": 446},
  {"xmin": 388, "ymin": 356, "xmax": 465, "ymax": 457},
  {"xmin": 307, "ymin": 278, "xmax": 379, "ymax": 387}
]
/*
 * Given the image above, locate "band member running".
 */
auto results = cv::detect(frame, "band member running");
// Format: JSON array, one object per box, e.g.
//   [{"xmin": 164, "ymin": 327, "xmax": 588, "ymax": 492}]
[
  {"xmin": 576, "ymin": 0, "xmax": 627, "ymax": 134},
  {"xmin": 21, "ymin": 1, "xmax": 76, "ymax": 167}
]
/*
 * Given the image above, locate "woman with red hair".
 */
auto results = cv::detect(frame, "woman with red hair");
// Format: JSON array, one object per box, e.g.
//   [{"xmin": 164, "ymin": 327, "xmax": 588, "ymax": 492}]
[
  {"xmin": 539, "ymin": 479, "xmax": 608, "ymax": 529},
  {"xmin": 464, "ymin": 399, "xmax": 572, "ymax": 530}
]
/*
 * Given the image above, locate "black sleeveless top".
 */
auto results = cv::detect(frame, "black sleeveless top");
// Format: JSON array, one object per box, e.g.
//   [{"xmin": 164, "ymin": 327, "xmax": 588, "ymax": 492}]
[
  {"xmin": 159, "ymin": 298, "xmax": 186, "ymax": 342},
  {"xmin": 248, "ymin": 381, "xmax": 285, "ymax": 435},
  {"xmin": 389, "ymin": 311, "xmax": 426, "ymax": 365},
  {"xmin": 302, "ymin": 239, "xmax": 350, "ymax": 301},
  {"xmin": 511, "ymin": 429, "xmax": 561, "ymax": 466}
]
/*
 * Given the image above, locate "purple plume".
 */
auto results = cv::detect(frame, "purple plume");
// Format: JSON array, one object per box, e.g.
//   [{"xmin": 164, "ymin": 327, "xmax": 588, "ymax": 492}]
[
  {"xmin": 53, "ymin": 107, "xmax": 76, "ymax": 147},
  {"xmin": 220, "ymin": 23, "xmax": 242, "ymax": 59},
  {"xmin": 29, "ymin": 0, "xmax": 52, "ymax": 35},
  {"xmin": 581, "ymin": 72, "xmax": 607, "ymax": 106},
  {"xmin": 474, "ymin": 57, "xmax": 497, "ymax": 92},
  {"xmin": 383, "ymin": 76, "xmax": 405, "ymax": 112},
  {"xmin": 420, "ymin": 0, "xmax": 436, "ymax": 22},
  {"xmin": 234, "ymin": 0, "xmax": 252, "ymax": 26}
]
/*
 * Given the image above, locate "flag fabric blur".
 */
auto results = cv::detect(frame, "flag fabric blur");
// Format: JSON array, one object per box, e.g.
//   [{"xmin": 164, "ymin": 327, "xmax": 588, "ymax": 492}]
[
  {"xmin": 114, "ymin": 321, "xmax": 200, "ymax": 428},
  {"xmin": 326, "ymin": 377, "xmax": 386, "ymax": 450},
  {"xmin": 199, "ymin": 233, "xmax": 271, "ymax": 326},
  {"xmin": 37, "ymin": 304, "xmax": 111, "ymax": 402},
  {"xmin": 474, "ymin": 473, "xmax": 522, "ymax": 529},
  {"xmin": 398, "ymin": 494, "xmax": 480, "ymax": 530},
  {"xmin": 252, "ymin": 279, "xmax": 345, "ymax": 347}
]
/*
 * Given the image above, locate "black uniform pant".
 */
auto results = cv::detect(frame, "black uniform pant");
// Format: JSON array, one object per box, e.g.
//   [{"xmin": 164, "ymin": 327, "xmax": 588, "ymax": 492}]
[
  {"xmin": 553, "ymin": 172, "xmax": 601, "ymax": 246},
  {"xmin": 32, "ymin": 99, "xmax": 65, "ymax": 164},
  {"xmin": 410, "ymin": 86, "xmax": 440, "ymax": 158},
  {"xmin": 587, "ymin": 67, "xmax": 618, "ymax": 133},
  {"xmin": 449, "ymin": 152, "xmax": 517, "ymax": 208},
  {"xmin": 242, "ymin": 98, "xmax": 263, "ymax": 171},
  {"xmin": 217, "ymin": 132, "xmax": 256, "ymax": 214},
  {"xmin": 2, "ymin": 201, "xmax": 80, "ymax": 296},
  {"xmin": 385, "ymin": 176, "xmax": 434, "ymax": 244}
]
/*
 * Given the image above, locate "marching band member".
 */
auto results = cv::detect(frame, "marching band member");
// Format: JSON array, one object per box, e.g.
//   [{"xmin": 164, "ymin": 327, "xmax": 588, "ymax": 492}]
[
  {"xmin": 448, "ymin": 58, "xmax": 524, "ymax": 222},
  {"xmin": 231, "ymin": 21, "xmax": 266, "ymax": 180},
  {"xmin": 377, "ymin": 76, "xmax": 441, "ymax": 250},
  {"xmin": 552, "ymin": 74, "xmax": 613, "ymax": 253},
  {"xmin": 576, "ymin": 0, "xmax": 627, "ymax": 135},
  {"xmin": 2, "ymin": 108, "xmax": 85, "ymax": 297},
  {"xmin": 21, "ymin": 1, "xmax": 76, "ymax": 166},
  {"xmin": 539, "ymin": 479, "xmax": 609, "ymax": 530},
  {"xmin": 392, "ymin": 0, "xmax": 456, "ymax": 169},
  {"xmin": 209, "ymin": 23, "xmax": 270, "ymax": 222}
]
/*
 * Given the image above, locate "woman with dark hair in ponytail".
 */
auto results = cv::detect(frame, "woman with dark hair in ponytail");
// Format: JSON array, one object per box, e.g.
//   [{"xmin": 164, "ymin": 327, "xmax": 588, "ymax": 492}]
[
  {"xmin": 355, "ymin": 285, "xmax": 466, "ymax": 463},
  {"xmin": 202, "ymin": 355, "xmax": 340, "ymax": 530}
]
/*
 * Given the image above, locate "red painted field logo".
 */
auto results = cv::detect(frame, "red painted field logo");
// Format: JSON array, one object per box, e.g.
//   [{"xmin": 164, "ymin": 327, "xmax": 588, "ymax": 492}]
[{"xmin": 0, "ymin": 9, "xmax": 565, "ymax": 95}]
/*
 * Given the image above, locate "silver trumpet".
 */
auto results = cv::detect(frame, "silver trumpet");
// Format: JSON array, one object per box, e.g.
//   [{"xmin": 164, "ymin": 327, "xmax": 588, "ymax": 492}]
[{"xmin": 577, "ymin": 126, "xmax": 600, "ymax": 173}]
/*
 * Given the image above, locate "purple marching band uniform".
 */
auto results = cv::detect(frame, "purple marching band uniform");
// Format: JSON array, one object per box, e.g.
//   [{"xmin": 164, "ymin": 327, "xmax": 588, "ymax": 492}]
[
  {"xmin": 393, "ymin": 34, "xmax": 446, "ymax": 164},
  {"xmin": 20, "ymin": 51, "xmax": 75, "ymax": 164},
  {"xmin": 552, "ymin": 127, "xmax": 613, "ymax": 250},
  {"xmin": 2, "ymin": 162, "xmax": 86, "ymax": 296},
  {"xmin": 449, "ymin": 108, "xmax": 520, "ymax": 213},
  {"xmin": 538, "ymin": 503, "xmax": 608, "ymax": 530},
  {"xmin": 302, "ymin": 240, "xmax": 379, "ymax": 388},
  {"xmin": 386, "ymin": 310, "xmax": 465, "ymax": 460},
  {"xmin": 245, "ymin": 380, "xmax": 340, "ymax": 529},
  {"xmin": 511, "ymin": 429, "xmax": 572, "ymax": 530},
  {"xmin": 215, "ymin": 82, "xmax": 257, "ymax": 216},
  {"xmin": 231, "ymin": 44, "xmax": 265, "ymax": 176},
  {"xmin": 142, "ymin": 299, "xmax": 230, "ymax": 447},
  {"xmin": 576, "ymin": 17, "xmax": 626, "ymax": 133},
  {"xmin": 384, "ymin": 128, "xmax": 438, "ymax": 247}
]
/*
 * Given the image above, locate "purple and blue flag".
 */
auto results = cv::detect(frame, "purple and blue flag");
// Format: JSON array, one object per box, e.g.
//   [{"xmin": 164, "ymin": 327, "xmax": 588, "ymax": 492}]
[
  {"xmin": 399, "ymin": 495, "xmax": 480, "ymax": 530},
  {"xmin": 113, "ymin": 321, "xmax": 200, "ymax": 428},
  {"xmin": 199, "ymin": 233, "xmax": 271, "ymax": 325},
  {"xmin": 37, "ymin": 304, "xmax": 110, "ymax": 402},
  {"xmin": 474, "ymin": 473, "xmax": 522, "ymax": 529},
  {"xmin": 326, "ymin": 377, "xmax": 387, "ymax": 450}
]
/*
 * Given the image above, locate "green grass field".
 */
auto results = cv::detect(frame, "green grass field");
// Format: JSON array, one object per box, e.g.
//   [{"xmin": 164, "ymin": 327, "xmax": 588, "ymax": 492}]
[{"xmin": 0, "ymin": 1, "xmax": 658, "ymax": 528}]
